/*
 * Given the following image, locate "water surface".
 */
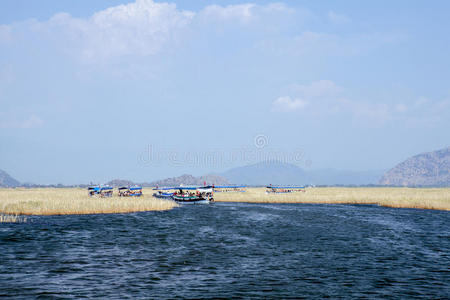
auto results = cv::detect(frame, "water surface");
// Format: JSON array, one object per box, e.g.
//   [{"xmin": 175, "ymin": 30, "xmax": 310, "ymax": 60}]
[{"xmin": 1, "ymin": 203, "xmax": 449, "ymax": 298}]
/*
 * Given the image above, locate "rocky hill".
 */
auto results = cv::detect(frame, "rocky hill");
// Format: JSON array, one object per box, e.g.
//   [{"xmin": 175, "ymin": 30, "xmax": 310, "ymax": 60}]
[
  {"xmin": 105, "ymin": 179, "xmax": 136, "ymax": 187},
  {"xmin": 380, "ymin": 147, "xmax": 450, "ymax": 186},
  {"xmin": 0, "ymin": 169, "xmax": 20, "ymax": 187},
  {"xmin": 148, "ymin": 174, "xmax": 229, "ymax": 187}
]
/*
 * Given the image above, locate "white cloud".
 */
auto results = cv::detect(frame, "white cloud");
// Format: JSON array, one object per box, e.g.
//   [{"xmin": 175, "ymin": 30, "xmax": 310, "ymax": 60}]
[
  {"xmin": 0, "ymin": 114, "xmax": 43, "ymax": 129},
  {"xmin": 43, "ymin": 0, "xmax": 195, "ymax": 60},
  {"xmin": 328, "ymin": 11, "xmax": 350, "ymax": 24},
  {"xmin": 9, "ymin": 0, "xmax": 300, "ymax": 62},
  {"xmin": 2, "ymin": 0, "xmax": 401, "ymax": 64},
  {"xmin": 201, "ymin": 4, "xmax": 256, "ymax": 23},
  {"xmin": 272, "ymin": 96, "xmax": 308, "ymax": 112},
  {"xmin": 275, "ymin": 80, "xmax": 450, "ymax": 126},
  {"xmin": 199, "ymin": 3, "xmax": 294, "ymax": 24}
]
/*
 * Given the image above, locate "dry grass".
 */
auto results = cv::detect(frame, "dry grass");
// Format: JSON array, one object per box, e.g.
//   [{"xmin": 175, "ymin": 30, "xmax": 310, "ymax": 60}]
[
  {"xmin": 0, "ymin": 188, "xmax": 178, "ymax": 215},
  {"xmin": 214, "ymin": 187, "xmax": 450, "ymax": 211},
  {"xmin": 0, "ymin": 214, "xmax": 27, "ymax": 223}
]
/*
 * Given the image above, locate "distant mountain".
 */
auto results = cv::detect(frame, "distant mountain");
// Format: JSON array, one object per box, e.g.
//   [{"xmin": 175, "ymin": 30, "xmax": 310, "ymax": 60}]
[
  {"xmin": 148, "ymin": 174, "xmax": 229, "ymax": 187},
  {"xmin": 380, "ymin": 147, "xmax": 450, "ymax": 187},
  {"xmin": 105, "ymin": 179, "xmax": 136, "ymax": 187},
  {"xmin": 220, "ymin": 161, "xmax": 384, "ymax": 185},
  {"xmin": 221, "ymin": 161, "xmax": 306, "ymax": 185},
  {"xmin": 0, "ymin": 169, "xmax": 20, "ymax": 187}
]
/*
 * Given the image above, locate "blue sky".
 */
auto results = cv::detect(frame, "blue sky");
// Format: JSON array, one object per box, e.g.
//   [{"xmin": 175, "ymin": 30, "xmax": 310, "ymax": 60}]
[{"xmin": 1, "ymin": 0, "xmax": 449, "ymax": 184}]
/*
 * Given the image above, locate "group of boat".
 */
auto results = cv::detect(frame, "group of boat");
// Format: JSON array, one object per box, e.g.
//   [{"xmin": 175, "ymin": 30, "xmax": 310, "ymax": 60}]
[
  {"xmin": 88, "ymin": 185, "xmax": 142, "ymax": 197},
  {"xmin": 88, "ymin": 184, "xmax": 306, "ymax": 203}
]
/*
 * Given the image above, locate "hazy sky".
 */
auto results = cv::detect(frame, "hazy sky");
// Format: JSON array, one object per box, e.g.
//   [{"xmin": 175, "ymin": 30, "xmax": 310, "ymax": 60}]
[{"xmin": 1, "ymin": 0, "xmax": 449, "ymax": 184}]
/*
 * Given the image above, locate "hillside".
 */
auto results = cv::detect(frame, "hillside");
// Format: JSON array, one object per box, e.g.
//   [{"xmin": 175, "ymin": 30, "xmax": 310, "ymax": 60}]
[
  {"xmin": 148, "ymin": 174, "xmax": 229, "ymax": 187},
  {"xmin": 380, "ymin": 147, "xmax": 450, "ymax": 186},
  {"xmin": 105, "ymin": 179, "xmax": 136, "ymax": 187},
  {"xmin": 0, "ymin": 169, "xmax": 20, "ymax": 187},
  {"xmin": 220, "ymin": 161, "xmax": 384, "ymax": 185}
]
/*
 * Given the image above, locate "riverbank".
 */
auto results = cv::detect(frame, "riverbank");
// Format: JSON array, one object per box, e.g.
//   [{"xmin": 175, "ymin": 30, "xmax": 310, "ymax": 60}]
[
  {"xmin": 214, "ymin": 187, "xmax": 450, "ymax": 211},
  {"xmin": 0, "ymin": 188, "xmax": 177, "ymax": 216},
  {"xmin": 1, "ymin": 187, "xmax": 449, "ymax": 216}
]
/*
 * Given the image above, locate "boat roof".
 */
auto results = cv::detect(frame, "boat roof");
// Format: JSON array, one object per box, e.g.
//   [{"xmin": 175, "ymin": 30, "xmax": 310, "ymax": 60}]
[
  {"xmin": 129, "ymin": 186, "xmax": 142, "ymax": 190},
  {"xmin": 155, "ymin": 186, "xmax": 213, "ymax": 190},
  {"xmin": 267, "ymin": 186, "xmax": 305, "ymax": 189},
  {"xmin": 214, "ymin": 185, "xmax": 246, "ymax": 188}
]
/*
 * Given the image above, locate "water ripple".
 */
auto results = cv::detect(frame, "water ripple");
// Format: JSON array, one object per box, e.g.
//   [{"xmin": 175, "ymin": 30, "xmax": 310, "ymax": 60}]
[{"xmin": 0, "ymin": 203, "xmax": 449, "ymax": 298}]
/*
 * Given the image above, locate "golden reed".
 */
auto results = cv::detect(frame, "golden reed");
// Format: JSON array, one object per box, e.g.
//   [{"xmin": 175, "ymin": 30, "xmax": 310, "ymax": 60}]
[
  {"xmin": 215, "ymin": 187, "xmax": 450, "ymax": 211},
  {"xmin": 0, "ymin": 188, "xmax": 178, "ymax": 215}
]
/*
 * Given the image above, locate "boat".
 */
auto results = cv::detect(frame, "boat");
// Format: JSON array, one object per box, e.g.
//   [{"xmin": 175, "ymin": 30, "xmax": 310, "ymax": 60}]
[
  {"xmin": 154, "ymin": 186, "xmax": 214, "ymax": 203},
  {"xmin": 213, "ymin": 185, "xmax": 247, "ymax": 193},
  {"xmin": 88, "ymin": 185, "xmax": 113, "ymax": 197},
  {"xmin": 118, "ymin": 186, "xmax": 143, "ymax": 197},
  {"xmin": 152, "ymin": 187, "xmax": 175, "ymax": 199},
  {"xmin": 266, "ymin": 185, "xmax": 305, "ymax": 194}
]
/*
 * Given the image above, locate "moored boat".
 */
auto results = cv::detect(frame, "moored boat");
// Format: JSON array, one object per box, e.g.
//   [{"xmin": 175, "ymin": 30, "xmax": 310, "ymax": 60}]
[
  {"xmin": 153, "ymin": 186, "xmax": 214, "ymax": 203},
  {"xmin": 88, "ymin": 185, "xmax": 113, "ymax": 197},
  {"xmin": 118, "ymin": 186, "xmax": 143, "ymax": 197},
  {"xmin": 152, "ymin": 187, "xmax": 175, "ymax": 199}
]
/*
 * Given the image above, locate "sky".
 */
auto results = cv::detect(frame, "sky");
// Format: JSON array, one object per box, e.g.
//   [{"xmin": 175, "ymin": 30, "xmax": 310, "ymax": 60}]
[{"xmin": 0, "ymin": 0, "xmax": 449, "ymax": 184}]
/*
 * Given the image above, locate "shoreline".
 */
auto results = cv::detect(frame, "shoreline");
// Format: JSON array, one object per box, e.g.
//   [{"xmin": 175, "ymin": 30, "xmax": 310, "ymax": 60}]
[{"xmin": 0, "ymin": 187, "xmax": 449, "ymax": 216}]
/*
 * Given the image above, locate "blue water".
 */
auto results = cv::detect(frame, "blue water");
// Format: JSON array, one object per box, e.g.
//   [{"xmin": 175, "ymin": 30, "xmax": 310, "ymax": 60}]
[{"xmin": 1, "ymin": 203, "xmax": 449, "ymax": 299}]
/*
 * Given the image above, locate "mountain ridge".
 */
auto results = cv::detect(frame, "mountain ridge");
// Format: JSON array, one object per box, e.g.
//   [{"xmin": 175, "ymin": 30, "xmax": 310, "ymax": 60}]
[
  {"xmin": 380, "ymin": 147, "xmax": 450, "ymax": 186},
  {"xmin": 219, "ymin": 161, "xmax": 384, "ymax": 185},
  {"xmin": 0, "ymin": 169, "xmax": 20, "ymax": 187}
]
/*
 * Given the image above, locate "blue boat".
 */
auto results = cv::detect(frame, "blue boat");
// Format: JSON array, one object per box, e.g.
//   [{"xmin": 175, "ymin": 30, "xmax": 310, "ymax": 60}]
[
  {"xmin": 118, "ymin": 186, "xmax": 143, "ymax": 197},
  {"xmin": 88, "ymin": 185, "xmax": 113, "ymax": 197},
  {"xmin": 152, "ymin": 187, "xmax": 175, "ymax": 199}
]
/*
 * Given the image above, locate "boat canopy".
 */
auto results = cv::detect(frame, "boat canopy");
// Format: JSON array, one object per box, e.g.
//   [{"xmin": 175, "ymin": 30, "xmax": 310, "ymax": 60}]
[
  {"xmin": 129, "ymin": 186, "xmax": 142, "ymax": 190},
  {"xmin": 155, "ymin": 186, "xmax": 213, "ymax": 191},
  {"xmin": 153, "ymin": 187, "xmax": 180, "ymax": 190},
  {"xmin": 197, "ymin": 186, "xmax": 213, "ymax": 192},
  {"xmin": 118, "ymin": 187, "xmax": 128, "ymax": 190},
  {"xmin": 214, "ymin": 185, "xmax": 246, "ymax": 188},
  {"xmin": 267, "ymin": 186, "xmax": 305, "ymax": 189}
]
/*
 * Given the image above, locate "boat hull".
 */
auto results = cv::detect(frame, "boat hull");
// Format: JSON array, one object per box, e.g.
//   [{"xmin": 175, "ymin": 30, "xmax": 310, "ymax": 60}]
[
  {"xmin": 152, "ymin": 193, "xmax": 174, "ymax": 199},
  {"xmin": 172, "ymin": 195, "xmax": 213, "ymax": 204}
]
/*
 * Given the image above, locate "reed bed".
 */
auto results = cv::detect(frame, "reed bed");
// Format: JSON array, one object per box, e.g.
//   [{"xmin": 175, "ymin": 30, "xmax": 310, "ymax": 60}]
[
  {"xmin": 0, "ymin": 188, "xmax": 177, "ymax": 215},
  {"xmin": 0, "ymin": 214, "xmax": 27, "ymax": 223},
  {"xmin": 214, "ymin": 187, "xmax": 450, "ymax": 211}
]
